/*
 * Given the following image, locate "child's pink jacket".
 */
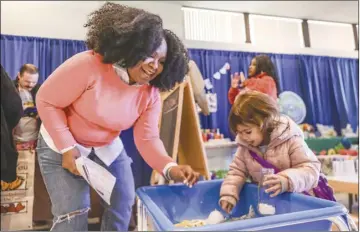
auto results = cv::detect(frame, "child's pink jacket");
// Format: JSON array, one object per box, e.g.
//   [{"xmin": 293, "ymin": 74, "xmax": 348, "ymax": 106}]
[{"xmin": 220, "ymin": 116, "xmax": 321, "ymax": 206}]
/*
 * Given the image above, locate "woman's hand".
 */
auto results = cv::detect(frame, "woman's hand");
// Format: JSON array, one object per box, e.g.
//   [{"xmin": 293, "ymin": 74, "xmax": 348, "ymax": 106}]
[
  {"xmin": 263, "ymin": 174, "xmax": 289, "ymax": 197},
  {"xmin": 62, "ymin": 147, "xmax": 81, "ymax": 176},
  {"xmin": 220, "ymin": 199, "xmax": 234, "ymax": 214},
  {"xmin": 169, "ymin": 165, "xmax": 200, "ymax": 187}
]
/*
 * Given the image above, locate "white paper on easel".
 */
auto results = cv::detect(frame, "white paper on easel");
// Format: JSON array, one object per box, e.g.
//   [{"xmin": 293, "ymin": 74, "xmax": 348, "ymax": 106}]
[{"xmin": 75, "ymin": 156, "xmax": 116, "ymax": 205}]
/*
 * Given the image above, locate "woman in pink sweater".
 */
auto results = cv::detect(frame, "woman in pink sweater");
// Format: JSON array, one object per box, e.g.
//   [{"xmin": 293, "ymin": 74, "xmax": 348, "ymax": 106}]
[
  {"xmin": 220, "ymin": 91, "xmax": 321, "ymax": 214},
  {"xmin": 36, "ymin": 3, "xmax": 199, "ymax": 231}
]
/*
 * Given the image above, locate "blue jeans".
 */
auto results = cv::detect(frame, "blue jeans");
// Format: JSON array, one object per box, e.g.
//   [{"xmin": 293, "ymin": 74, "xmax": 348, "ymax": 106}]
[{"xmin": 36, "ymin": 135, "xmax": 135, "ymax": 231}]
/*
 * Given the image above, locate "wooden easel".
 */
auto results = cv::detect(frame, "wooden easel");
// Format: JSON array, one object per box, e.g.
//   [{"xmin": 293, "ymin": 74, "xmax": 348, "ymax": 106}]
[{"xmin": 150, "ymin": 77, "xmax": 210, "ymax": 185}]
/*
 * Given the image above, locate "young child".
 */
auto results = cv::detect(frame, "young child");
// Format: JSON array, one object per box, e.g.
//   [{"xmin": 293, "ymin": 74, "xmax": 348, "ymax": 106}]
[
  {"xmin": 220, "ymin": 91, "xmax": 321, "ymax": 213},
  {"xmin": 228, "ymin": 55, "xmax": 279, "ymax": 104}
]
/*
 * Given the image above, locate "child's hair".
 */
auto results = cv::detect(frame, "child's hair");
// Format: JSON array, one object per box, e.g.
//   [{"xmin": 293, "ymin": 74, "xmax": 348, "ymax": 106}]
[
  {"xmin": 229, "ymin": 91, "xmax": 281, "ymax": 135},
  {"xmin": 252, "ymin": 54, "xmax": 281, "ymax": 95}
]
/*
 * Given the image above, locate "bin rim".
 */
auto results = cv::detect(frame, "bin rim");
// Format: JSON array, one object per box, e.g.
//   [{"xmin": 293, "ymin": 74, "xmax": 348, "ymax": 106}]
[{"xmin": 136, "ymin": 180, "xmax": 348, "ymax": 231}]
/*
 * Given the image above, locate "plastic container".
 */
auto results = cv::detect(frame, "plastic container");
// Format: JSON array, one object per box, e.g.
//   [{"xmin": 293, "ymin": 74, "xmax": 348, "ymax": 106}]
[
  {"xmin": 136, "ymin": 180, "xmax": 356, "ymax": 231},
  {"xmin": 258, "ymin": 168, "xmax": 276, "ymax": 216}
]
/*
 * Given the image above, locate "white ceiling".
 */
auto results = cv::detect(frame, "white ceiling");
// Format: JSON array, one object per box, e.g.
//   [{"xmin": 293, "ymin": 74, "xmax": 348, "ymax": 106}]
[{"xmin": 173, "ymin": 1, "xmax": 358, "ymax": 24}]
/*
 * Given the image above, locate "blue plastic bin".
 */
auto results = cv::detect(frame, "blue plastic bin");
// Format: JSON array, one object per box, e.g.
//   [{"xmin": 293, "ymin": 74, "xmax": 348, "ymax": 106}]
[{"xmin": 136, "ymin": 179, "xmax": 355, "ymax": 231}]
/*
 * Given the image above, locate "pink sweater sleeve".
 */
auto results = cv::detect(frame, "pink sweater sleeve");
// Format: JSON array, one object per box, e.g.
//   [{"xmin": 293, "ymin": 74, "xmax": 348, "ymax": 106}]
[
  {"xmin": 36, "ymin": 54, "xmax": 95, "ymax": 151},
  {"xmin": 219, "ymin": 146, "xmax": 248, "ymax": 204},
  {"xmin": 278, "ymin": 136, "xmax": 321, "ymax": 193},
  {"xmin": 133, "ymin": 91, "xmax": 175, "ymax": 174}
]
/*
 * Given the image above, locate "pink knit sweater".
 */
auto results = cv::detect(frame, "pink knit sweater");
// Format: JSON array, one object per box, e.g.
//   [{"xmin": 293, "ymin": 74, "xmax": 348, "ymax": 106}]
[{"xmin": 36, "ymin": 50, "xmax": 174, "ymax": 173}]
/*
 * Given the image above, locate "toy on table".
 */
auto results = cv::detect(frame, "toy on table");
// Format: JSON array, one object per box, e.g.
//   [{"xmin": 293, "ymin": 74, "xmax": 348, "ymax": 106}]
[
  {"xmin": 340, "ymin": 137, "xmax": 352, "ymax": 149},
  {"xmin": 315, "ymin": 137, "xmax": 357, "ymax": 157},
  {"xmin": 341, "ymin": 124, "xmax": 358, "ymax": 138},
  {"xmin": 322, "ymin": 148, "xmax": 358, "ymax": 156},
  {"xmin": 338, "ymin": 137, "xmax": 357, "ymax": 156},
  {"xmin": 334, "ymin": 142, "xmax": 345, "ymax": 154},
  {"xmin": 334, "ymin": 138, "xmax": 357, "ymax": 156},
  {"xmin": 316, "ymin": 124, "xmax": 337, "ymax": 137},
  {"xmin": 327, "ymin": 149, "xmax": 336, "ymax": 155},
  {"xmin": 210, "ymin": 170, "xmax": 228, "ymax": 180},
  {"xmin": 319, "ymin": 150, "xmax": 327, "ymax": 156},
  {"xmin": 201, "ymin": 128, "xmax": 224, "ymax": 142},
  {"xmin": 338, "ymin": 149, "xmax": 358, "ymax": 156},
  {"xmin": 299, "ymin": 123, "xmax": 316, "ymax": 138}
]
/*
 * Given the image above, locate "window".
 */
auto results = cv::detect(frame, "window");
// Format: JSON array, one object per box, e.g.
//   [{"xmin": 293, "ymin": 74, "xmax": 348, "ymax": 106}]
[
  {"xmin": 182, "ymin": 7, "xmax": 246, "ymax": 44},
  {"xmin": 308, "ymin": 20, "xmax": 355, "ymax": 51},
  {"xmin": 249, "ymin": 14, "xmax": 303, "ymax": 49}
]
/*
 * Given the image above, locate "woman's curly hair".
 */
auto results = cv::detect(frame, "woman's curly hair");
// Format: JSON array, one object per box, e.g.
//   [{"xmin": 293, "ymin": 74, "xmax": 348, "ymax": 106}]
[{"xmin": 84, "ymin": 2, "xmax": 189, "ymax": 91}]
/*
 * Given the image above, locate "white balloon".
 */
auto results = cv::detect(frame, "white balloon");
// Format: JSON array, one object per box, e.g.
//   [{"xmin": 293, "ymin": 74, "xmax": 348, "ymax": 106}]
[
  {"xmin": 204, "ymin": 78, "xmax": 213, "ymax": 90},
  {"xmin": 213, "ymin": 72, "xmax": 221, "ymax": 80}
]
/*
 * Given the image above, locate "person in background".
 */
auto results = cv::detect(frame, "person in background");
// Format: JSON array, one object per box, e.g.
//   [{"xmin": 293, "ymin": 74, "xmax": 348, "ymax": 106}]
[
  {"xmin": 220, "ymin": 91, "xmax": 320, "ymax": 213},
  {"xmin": 1, "ymin": 64, "xmax": 23, "ymax": 191},
  {"xmin": 13, "ymin": 64, "xmax": 52, "ymax": 224},
  {"xmin": 13, "ymin": 64, "xmax": 41, "ymax": 150},
  {"xmin": 35, "ymin": 3, "xmax": 200, "ymax": 231},
  {"xmin": 228, "ymin": 55, "xmax": 280, "ymax": 104}
]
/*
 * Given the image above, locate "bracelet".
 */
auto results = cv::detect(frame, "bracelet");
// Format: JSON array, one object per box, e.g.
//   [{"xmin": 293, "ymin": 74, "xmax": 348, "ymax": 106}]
[{"xmin": 165, "ymin": 166, "xmax": 173, "ymax": 181}]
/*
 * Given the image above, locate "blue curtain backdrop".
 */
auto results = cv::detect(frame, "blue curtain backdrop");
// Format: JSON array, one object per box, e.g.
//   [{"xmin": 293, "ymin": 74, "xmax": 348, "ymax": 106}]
[
  {"xmin": 1, "ymin": 35, "xmax": 358, "ymax": 187},
  {"xmin": 189, "ymin": 49, "xmax": 359, "ymax": 138},
  {"xmin": 0, "ymin": 34, "xmax": 87, "ymax": 82}
]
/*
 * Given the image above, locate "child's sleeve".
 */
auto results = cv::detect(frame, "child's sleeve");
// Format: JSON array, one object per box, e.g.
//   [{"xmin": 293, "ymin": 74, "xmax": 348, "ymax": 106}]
[
  {"xmin": 219, "ymin": 147, "xmax": 248, "ymax": 205},
  {"xmin": 228, "ymin": 87, "xmax": 240, "ymax": 105},
  {"xmin": 277, "ymin": 136, "xmax": 321, "ymax": 193},
  {"xmin": 243, "ymin": 76, "xmax": 277, "ymax": 100}
]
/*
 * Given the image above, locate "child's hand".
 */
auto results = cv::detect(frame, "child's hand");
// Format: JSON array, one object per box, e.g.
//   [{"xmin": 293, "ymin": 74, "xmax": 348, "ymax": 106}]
[
  {"xmin": 239, "ymin": 72, "xmax": 245, "ymax": 82},
  {"xmin": 263, "ymin": 174, "xmax": 289, "ymax": 197},
  {"xmin": 231, "ymin": 73, "xmax": 241, "ymax": 88},
  {"xmin": 220, "ymin": 199, "xmax": 234, "ymax": 214},
  {"xmin": 230, "ymin": 72, "xmax": 246, "ymax": 88}
]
